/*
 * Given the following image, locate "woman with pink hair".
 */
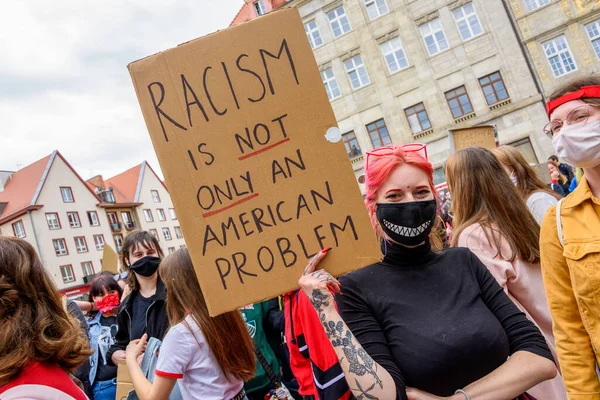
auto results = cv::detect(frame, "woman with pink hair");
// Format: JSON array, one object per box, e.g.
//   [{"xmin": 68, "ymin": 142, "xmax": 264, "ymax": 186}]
[{"xmin": 298, "ymin": 144, "xmax": 557, "ymax": 400}]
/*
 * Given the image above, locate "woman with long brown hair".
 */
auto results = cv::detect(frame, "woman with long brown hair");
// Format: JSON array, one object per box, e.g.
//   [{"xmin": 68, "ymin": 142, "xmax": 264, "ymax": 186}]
[
  {"xmin": 125, "ymin": 248, "xmax": 256, "ymax": 400},
  {"xmin": 0, "ymin": 237, "xmax": 91, "ymax": 399},
  {"xmin": 445, "ymin": 147, "xmax": 566, "ymax": 399},
  {"xmin": 492, "ymin": 145, "xmax": 560, "ymax": 224}
]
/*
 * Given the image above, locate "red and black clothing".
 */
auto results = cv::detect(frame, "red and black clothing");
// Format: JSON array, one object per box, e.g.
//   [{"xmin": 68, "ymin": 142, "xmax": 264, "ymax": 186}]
[{"xmin": 284, "ymin": 290, "xmax": 353, "ymax": 400}]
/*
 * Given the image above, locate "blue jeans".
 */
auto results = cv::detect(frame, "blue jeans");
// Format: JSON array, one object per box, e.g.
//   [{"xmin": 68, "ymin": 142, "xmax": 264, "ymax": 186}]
[{"xmin": 92, "ymin": 378, "xmax": 117, "ymax": 400}]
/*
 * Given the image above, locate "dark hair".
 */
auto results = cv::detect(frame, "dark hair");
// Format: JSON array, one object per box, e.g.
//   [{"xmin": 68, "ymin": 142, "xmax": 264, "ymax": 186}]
[
  {"xmin": 122, "ymin": 230, "xmax": 163, "ymax": 291},
  {"xmin": 160, "ymin": 249, "xmax": 256, "ymax": 382},
  {"xmin": 89, "ymin": 274, "xmax": 123, "ymax": 300},
  {"xmin": 0, "ymin": 237, "xmax": 91, "ymax": 385},
  {"xmin": 548, "ymin": 155, "xmax": 558, "ymax": 162},
  {"xmin": 549, "ymin": 75, "xmax": 600, "ymax": 106}
]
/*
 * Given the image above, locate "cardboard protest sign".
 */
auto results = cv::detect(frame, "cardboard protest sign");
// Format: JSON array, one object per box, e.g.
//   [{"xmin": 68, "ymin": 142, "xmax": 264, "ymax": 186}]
[
  {"xmin": 449, "ymin": 125, "xmax": 498, "ymax": 153},
  {"xmin": 101, "ymin": 244, "xmax": 119, "ymax": 272},
  {"xmin": 128, "ymin": 8, "xmax": 381, "ymax": 315}
]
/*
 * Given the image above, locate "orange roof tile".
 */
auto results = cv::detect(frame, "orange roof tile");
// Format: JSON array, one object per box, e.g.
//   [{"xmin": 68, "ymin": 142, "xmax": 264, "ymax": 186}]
[
  {"xmin": 105, "ymin": 164, "xmax": 143, "ymax": 203},
  {"xmin": 0, "ymin": 153, "xmax": 52, "ymax": 220}
]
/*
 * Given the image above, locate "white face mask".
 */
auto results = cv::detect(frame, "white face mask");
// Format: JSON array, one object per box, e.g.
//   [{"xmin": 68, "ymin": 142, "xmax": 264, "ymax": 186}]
[{"xmin": 552, "ymin": 120, "xmax": 600, "ymax": 169}]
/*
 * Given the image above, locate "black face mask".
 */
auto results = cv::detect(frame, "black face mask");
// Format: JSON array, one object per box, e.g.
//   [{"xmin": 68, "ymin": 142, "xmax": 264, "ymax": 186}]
[
  {"xmin": 376, "ymin": 200, "xmax": 437, "ymax": 246},
  {"xmin": 129, "ymin": 256, "xmax": 161, "ymax": 277}
]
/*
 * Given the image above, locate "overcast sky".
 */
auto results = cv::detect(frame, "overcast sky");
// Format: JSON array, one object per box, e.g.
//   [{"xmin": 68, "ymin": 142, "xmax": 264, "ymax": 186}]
[{"xmin": 0, "ymin": 0, "xmax": 243, "ymax": 180}]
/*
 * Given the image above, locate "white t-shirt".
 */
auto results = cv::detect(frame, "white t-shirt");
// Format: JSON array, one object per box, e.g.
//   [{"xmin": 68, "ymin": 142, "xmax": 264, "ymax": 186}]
[
  {"xmin": 527, "ymin": 191, "xmax": 558, "ymax": 225},
  {"xmin": 155, "ymin": 315, "xmax": 244, "ymax": 400}
]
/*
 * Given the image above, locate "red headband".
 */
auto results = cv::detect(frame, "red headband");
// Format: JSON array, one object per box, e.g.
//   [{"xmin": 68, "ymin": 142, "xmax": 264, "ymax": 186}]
[{"xmin": 546, "ymin": 85, "xmax": 600, "ymax": 118}]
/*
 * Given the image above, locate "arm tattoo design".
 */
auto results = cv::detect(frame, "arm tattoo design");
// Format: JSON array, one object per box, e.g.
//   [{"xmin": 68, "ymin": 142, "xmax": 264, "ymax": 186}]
[
  {"xmin": 351, "ymin": 378, "xmax": 378, "ymax": 400},
  {"xmin": 309, "ymin": 289, "xmax": 383, "ymax": 390}
]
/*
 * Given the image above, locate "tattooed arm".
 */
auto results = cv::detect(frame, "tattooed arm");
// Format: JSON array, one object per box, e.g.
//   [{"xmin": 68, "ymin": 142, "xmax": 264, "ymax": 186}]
[{"xmin": 299, "ymin": 249, "xmax": 403, "ymax": 400}]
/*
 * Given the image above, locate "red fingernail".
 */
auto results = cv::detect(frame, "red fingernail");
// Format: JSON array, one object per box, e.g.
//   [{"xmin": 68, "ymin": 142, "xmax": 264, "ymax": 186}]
[{"xmin": 322, "ymin": 247, "xmax": 332, "ymax": 253}]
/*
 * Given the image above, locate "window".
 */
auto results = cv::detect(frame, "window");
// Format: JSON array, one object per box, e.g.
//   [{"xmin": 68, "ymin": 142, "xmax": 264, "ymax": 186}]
[
  {"xmin": 419, "ymin": 19, "xmax": 449, "ymax": 56},
  {"xmin": 12, "ymin": 221, "xmax": 26, "ymax": 238},
  {"xmin": 121, "ymin": 212, "xmax": 134, "ymax": 229},
  {"xmin": 453, "ymin": 3, "xmax": 482, "ymax": 41},
  {"xmin": 60, "ymin": 187, "xmax": 74, "ymax": 203},
  {"xmin": 151, "ymin": 190, "xmax": 161, "ymax": 203},
  {"xmin": 305, "ymin": 20, "xmax": 323, "ymax": 49},
  {"xmin": 327, "ymin": 6, "xmax": 351, "ymax": 38},
  {"xmin": 74, "ymin": 236, "xmax": 88, "ymax": 253},
  {"xmin": 144, "ymin": 209, "xmax": 154, "ymax": 222},
  {"xmin": 46, "ymin": 213, "xmax": 61, "ymax": 230},
  {"xmin": 150, "ymin": 229, "xmax": 159, "ymax": 241},
  {"xmin": 93, "ymin": 234, "xmax": 105, "ymax": 251},
  {"xmin": 107, "ymin": 212, "xmax": 118, "ymax": 225},
  {"xmin": 60, "ymin": 265, "xmax": 75, "ymax": 283},
  {"xmin": 168, "ymin": 247, "xmax": 176, "ymax": 254},
  {"xmin": 180, "ymin": 245, "xmax": 187, "ymax": 249},
  {"xmin": 321, "ymin": 68, "xmax": 341, "ymax": 100},
  {"xmin": 433, "ymin": 167, "xmax": 446, "ymax": 185},
  {"xmin": 344, "ymin": 56, "xmax": 370, "ymax": 90},
  {"xmin": 163, "ymin": 227, "xmax": 172, "ymax": 241},
  {"xmin": 405, "ymin": 103, "xmax": 432, "ymax": 134},
  {"xmin": 342, "ymin": 131, "xmax": 362, "ymax": 159},
  {"xmin": 524, "ymin": 0, "xmax": 550, "ymax": 11},
  {"xmin": 253, "ymin": 0, "xmax": 267, "ymax": 15},
  {"xmin": 543, "ymin": 35, "xmax": 577, "ymax": 77},
  {"xmin": 169, "ymin": 208, "xmax": 177, "ymax": 220},
  {"xmin": 53, "ymin": 239, "xmax": 68, "ymax": 256},
  {"xmin": 380, "ymin": 37, "xmax": 409, "ymax": 73},
  {"xmin": 157, "ymin": 209, "xmax": 166, "ymax": 221},
  {"xmin": 174, "ymin": 226, "xmax": 184, "ymax": 239},
  {"xmin": 586, "ymin": 20, "xmax": 600, "ymax": 59},
  {"xmin": 445, "ymin": 86, "xmax": 474, "ymax": 118},
  {"xmin": 479, "ymin": 72, "xmax": 509, "ymax": 105},
  {"xmin": 87, "ymin": 211, "xmax": 99, "ymax": 226},
  {"xmin": 81, "ymin": 261, "xmax": 94, "ymax": 276},
  {"xmin": 67, "ymin": 212, "xmax": 81, "ymax": 228},
  {"xmin": 104, "ymin": 191, "xmax": 116, "ymax": 203},
  {"xmin": 366, "ymin": 119, "xmax": 392, "ymax": 148},
  {"xmin": 365, "ymin": 0, "xmax": 388, "ymax": 20},
  {"xmin": 509, "ymin": 137, "xmax": 539, "ymax": 165},
  {"xmin": 113, "ymin": 234, "xmax": 124, "ymax": 250}
]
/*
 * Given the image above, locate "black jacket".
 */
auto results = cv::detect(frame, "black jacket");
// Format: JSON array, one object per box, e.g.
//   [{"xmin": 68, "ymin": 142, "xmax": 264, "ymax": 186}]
[{"xmin": 106, "ymin": 277, "xmax": 169, "ymax": 366}]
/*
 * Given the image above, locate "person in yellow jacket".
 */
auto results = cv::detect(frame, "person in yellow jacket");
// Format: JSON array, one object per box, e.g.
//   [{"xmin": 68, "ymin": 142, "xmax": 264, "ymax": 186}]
[{"xmin": 540, "ymin": 75, "xmax": 600, "ymax": 398}]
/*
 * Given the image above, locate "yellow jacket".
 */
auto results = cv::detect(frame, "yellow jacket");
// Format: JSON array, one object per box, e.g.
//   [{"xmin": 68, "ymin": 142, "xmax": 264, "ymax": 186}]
[{"xmin": 541, "ymin": 176, "xmax": 600, "ymax": 399}]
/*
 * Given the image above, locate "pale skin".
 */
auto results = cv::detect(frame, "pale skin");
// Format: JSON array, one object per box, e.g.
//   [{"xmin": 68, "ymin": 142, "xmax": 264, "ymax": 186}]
[
  {"xmin": 110, "ymin": 242, "xmax": 160, "ymax": 366},
  {"xmin": 126, "ymin": 333, "xmax": 177, "ymax": 400},
  {"xmin": 549, "ymin": 99, "xmax": 600, "ymax": 198},
  {"xmin": 299, "ymin": 163, "xmax": 557, "ymax": 400}
]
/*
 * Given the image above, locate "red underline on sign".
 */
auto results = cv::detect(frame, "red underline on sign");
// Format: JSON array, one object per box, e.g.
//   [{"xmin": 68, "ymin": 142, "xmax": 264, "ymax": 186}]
[
  {"xmin": 238, "ymin": 138, "xmax": 291, "ymax": 160},
  {"xmin": 202, "ymin": 193, "xmax": 260, "ymax": 218}
]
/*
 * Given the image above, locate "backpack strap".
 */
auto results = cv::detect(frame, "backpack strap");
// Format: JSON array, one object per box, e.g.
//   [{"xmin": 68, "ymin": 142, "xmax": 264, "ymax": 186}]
[{"xmin": 556, "ymin": 198, "xmax": 565, "ymax": 248}]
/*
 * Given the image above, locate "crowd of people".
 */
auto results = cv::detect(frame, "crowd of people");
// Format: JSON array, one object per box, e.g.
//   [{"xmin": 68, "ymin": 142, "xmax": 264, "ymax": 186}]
[{"xmin": 1, "ymin": 77, "xmax": 600, "ymax": 400}]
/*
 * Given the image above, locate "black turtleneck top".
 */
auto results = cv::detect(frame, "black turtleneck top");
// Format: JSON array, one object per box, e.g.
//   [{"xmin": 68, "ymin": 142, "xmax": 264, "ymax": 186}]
[{"xmin": 336, "ymin": 241, "xmax": 553, "ymax": 399}]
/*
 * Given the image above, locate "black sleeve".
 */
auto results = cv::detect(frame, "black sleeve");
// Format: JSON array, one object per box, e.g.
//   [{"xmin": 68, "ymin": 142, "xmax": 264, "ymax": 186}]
[
  {"xmin": 67, "ymin": 300, "xmax": 88, "ymax": 336},
  {"xmin": 106, "ymin": 306, "xmax": 130, "ymax": 366},
  {"xmin": 469, "ymin": 251, "xmax": 555, "ymax": 363},
  {"xmin": 337, "ymin": 274, "xmax": 408, "ymax": 400},
  {"xmin": 265, "ymin": 297, "xmax": 285, "ymax": 333}
]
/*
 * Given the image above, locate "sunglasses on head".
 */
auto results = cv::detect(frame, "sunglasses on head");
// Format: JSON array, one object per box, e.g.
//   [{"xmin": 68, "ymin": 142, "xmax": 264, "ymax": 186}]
[
  {"xmin": 114, "ymin": 271, "xmax": 128, "ymax": 281},
  {"xmin": 365, "ymin": 143, "xmax": 428, "ymax": 170}
]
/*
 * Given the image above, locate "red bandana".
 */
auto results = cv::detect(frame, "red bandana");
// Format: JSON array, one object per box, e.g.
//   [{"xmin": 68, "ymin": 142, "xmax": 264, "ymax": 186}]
[
  {"xmin": 546, "ymin": 85, "xmax": 600, "ymax": 118},
  {"xmin": 95, "ymin": 293, "xmax": 120, "ymax": 313}
]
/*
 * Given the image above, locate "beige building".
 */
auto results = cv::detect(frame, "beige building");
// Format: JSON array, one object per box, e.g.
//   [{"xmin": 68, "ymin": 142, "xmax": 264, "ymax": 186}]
[
  {"xmin": 232, "ymin": 0, "xmax": 600, "ymax": 187},
  {"xmin": 0, "ymin": 151, "xmax": 114, "ymax": 297},
  {"xmin": 0, "ymin": 153, "xmax": 187, "ymax": 298},
  {"xmin": 506, "ymin": 0, "xmax": 600, "ymax": 96}
]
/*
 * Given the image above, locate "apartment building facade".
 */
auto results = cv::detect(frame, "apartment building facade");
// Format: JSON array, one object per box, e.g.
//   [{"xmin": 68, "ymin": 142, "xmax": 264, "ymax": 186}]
[
  {"xmin": 0, "ymin": 153, "xmax": 187, "ymax": 298},
  {"xmin": 507, "ymin": 0, "xmax": 600, "ymax": 96},
  {"xmin": 0, "ymin": 151, "xmax": 114, "ymax": 297},
  {"xmin": 232, "ymin": 0, "xmax": 600, "ymax": 187}
]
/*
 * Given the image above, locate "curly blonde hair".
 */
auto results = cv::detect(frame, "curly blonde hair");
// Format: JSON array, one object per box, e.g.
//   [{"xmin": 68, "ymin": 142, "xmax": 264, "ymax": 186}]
[{"xmin": 0, "ymin": 237, "xmax": 91, "ymax": 385}]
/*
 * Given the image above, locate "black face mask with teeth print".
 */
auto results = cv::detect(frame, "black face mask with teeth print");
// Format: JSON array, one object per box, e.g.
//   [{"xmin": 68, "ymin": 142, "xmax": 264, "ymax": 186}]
[{"xmin": 376, "ymin": 200, "xmax": 437, "ymax": 246}]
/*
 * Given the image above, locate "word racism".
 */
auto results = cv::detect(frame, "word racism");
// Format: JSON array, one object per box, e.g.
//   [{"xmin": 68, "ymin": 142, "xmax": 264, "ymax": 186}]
[{"xmin": 142, "ymin": 35, "xmax": 364, "ymax": 292}]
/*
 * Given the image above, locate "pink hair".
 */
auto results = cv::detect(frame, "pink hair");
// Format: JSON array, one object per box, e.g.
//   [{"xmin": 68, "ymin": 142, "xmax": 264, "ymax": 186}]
[{"xmin": 364, "ymin": 147, "xmax": 437, "ymax": 235}]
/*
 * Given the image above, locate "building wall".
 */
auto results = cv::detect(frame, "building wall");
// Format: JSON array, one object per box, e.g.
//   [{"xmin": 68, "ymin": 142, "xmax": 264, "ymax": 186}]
[
  {"xmin": 287, "ymin": 0, "xmax": 558, "ymax": 186},
  {"xmin": 137, "ymin": 168, "xmax": 186, "ymax": 254},
  {"xmin": 0, "ymin": 212, "xmax": 35, "ymax": 250},
  {"xmin": 29, "ymin": 156, "xmax": 112, "ymax": 290},
  {"xmin": 509, "ymin": 0, "xmax": 600, "ymax": 96},
  {"xmin": 102, "ymin": 206, "xmax": 142, "ymax": 252}
]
